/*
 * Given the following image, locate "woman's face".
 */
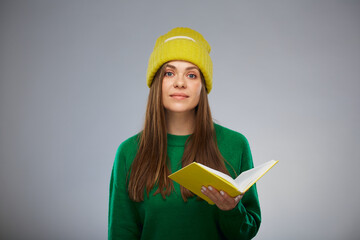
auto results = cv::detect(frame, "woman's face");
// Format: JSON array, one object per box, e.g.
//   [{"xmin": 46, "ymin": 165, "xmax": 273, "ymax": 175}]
[{"xmin": 162, "ymin": 60, "xmax": 202, "ymax": 114}]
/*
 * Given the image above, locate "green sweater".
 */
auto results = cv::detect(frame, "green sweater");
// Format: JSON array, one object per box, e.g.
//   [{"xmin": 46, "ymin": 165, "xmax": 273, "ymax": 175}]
[{"xmin": 108, "ymin": 123, "xmax": 261, "ymax": 240}]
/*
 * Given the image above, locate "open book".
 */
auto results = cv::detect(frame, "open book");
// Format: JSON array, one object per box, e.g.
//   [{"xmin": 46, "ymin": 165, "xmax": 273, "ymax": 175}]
[{"xmin": 168, "ymin": 160, "xmax": 279, "ymax": 204}]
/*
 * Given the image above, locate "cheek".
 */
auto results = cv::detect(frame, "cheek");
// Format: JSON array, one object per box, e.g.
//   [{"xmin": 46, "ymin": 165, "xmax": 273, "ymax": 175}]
[
  {"xmin": 162, "ymin": 78, "xmax": 172, "ymax": 91},
  {"xmin": 161, "ymin": 79, "xmax": 169, "ymax": 96},
  {"xmin": 193, "ymin": 82, "xmax": 202, "ymax": 96},
  {"xmin": 162, "ymin": 80, "xmax": 172, "ymax": 106},
  {"xmin": 191, "ymin": 82, "xmax": 202, "ymax": 105}
]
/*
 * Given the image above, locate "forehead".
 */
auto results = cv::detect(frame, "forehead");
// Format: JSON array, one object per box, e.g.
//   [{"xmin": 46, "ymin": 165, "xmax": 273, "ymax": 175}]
[{"xmin": 165, "ymin": 60, "xmax": 200, "ymax": 70}]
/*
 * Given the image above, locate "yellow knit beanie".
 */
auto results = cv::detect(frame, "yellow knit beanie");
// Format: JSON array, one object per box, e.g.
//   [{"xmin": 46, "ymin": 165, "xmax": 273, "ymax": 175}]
[{"xmin": 146, "ymin": 27, "xmax": 213, "ymax": 93}]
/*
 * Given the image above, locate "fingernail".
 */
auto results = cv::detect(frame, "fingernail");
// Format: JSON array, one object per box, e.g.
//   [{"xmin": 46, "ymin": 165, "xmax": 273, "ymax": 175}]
[
  {"xmin": 220, "ymin": 191, "xmax": 224, "ymax": 196},
  {"xmin": 208, "ymin": 186, "xmax": 213, "ymax": 191},
  {"xmin": 201, "ymin": 186, "xmax": 207, "ymax": 192}
]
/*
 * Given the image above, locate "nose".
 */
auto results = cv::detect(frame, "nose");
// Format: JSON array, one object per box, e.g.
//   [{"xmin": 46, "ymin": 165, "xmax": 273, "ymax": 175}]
[{"xmin": 173, "ymin": 75, "xmax": 186, "ymax": 89}]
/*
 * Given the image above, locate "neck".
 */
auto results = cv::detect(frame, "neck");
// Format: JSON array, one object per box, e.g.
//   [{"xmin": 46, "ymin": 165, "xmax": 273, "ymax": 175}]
[{"xmin": 165, "ymin": 110, "xmax": 196, "ymax": 135}]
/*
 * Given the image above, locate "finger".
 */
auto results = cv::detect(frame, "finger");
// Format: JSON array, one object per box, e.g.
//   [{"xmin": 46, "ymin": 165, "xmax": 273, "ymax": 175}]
[
  {"xmin": 201, "ymin": 186, "xmax": 222, "ymax": 204},
  {"xmin": 219, "ymin": 191, "xmax": 244, "ymax": 210},
  {"xmin": 205, "ymin": 186, "xmax": 234, "ymax": 210},
  {"xmin": 201, "ymin": 186, "xmax": 242, "ymax": 210},
  {"xmin": 209, "ymin": 188, "xmax": 239, "ymax": 210},
  {"xmin": 219, "ymin": 190, "xmax": 238, "ymax": 206},
  {"xmin": 234, "ymin": 194, "xmax": 244, "ymax": 203},
  {"xmin": 207, "ymin": 186, "xmax": 224, "ymax": 203},
  {"xmin": 201, "ymin": 186, "xmax": 217, "ymax": 202}
]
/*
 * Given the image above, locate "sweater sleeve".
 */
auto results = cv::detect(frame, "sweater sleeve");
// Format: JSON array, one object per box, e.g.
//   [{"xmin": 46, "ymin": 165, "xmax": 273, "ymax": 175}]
[
  {"xmin": 108, "ymin": 142, "xmax": 141, "ymax": 240},
  {"xmin": 217, "ymin": 136, "xmax": 261, "ymax": 240}
]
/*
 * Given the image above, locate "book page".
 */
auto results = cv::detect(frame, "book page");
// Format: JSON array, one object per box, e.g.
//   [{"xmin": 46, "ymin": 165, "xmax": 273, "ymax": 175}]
[
  {"xmin": 196, "ymin": 163, "xmax": 237, "ymax": 187},
  {"xmin": 235, "ymin": 160, "xmax": 278, "ymax": 192}
]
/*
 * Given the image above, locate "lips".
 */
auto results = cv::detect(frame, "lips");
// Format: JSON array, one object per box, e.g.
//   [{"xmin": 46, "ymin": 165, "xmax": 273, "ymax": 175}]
[{"xmin": 170, "ymin": 93, "xmax": 189, "ymax": 99}]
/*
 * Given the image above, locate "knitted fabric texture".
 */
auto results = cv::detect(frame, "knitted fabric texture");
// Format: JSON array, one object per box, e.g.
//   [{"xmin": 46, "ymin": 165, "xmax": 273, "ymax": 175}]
[{"xmin": 146, "ymin": 27, "xmax": 213, "ymax": 93}]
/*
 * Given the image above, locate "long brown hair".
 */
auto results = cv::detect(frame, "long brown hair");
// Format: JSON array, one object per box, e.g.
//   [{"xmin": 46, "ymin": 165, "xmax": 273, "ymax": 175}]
[{"xmin": 128, "ymin": 63, "xmax": 234, "ymax": 202}]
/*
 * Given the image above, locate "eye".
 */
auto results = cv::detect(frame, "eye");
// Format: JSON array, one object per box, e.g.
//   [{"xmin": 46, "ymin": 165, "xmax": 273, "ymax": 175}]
[
  {"xmin": 164, "ymin": 71, "xmax": 174, "ymax": 77},
  {"xmin": 188, "ymin": 73, "xmax": 197, "ymax": 79}
]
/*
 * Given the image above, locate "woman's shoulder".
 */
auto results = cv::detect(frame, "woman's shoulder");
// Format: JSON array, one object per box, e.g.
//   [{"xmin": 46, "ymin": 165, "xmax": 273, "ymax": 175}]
[
  {"xmin": 119, "ymin": 132, "xmax": 140, "ymax": 148},
  {"xmin": 214, "ymin": 122, "xmax": 249, "ymax": 146},
  {"xmin": 214, "ymin": 123, "xmax": 246, "ymax": 136},
  {"xmin": 115, "ymin": 132, "xmax": 141, "ymax": 158}
]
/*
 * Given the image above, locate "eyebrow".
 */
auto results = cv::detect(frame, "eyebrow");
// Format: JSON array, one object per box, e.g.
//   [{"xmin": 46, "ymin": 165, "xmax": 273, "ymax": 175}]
[{"xmin": 165, "ymin": 64, "xmax": 200, "ymax": 71}]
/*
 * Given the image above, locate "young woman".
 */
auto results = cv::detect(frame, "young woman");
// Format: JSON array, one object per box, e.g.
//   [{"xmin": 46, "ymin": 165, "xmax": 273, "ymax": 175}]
[{"xmin": 108, "ymin": 27, "xmax": 261, "ymax": 240}]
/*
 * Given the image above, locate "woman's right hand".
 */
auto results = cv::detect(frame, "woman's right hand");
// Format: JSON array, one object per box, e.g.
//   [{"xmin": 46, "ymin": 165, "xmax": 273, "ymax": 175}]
[{"xmin": 201, "ymin": 185, "xmax": 243, "ymax": 211}]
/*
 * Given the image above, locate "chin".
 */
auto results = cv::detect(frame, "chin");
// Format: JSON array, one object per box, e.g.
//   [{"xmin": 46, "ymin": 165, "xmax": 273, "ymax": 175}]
[
  {"xmin": 165, "ymin": 107, "xmax": 196, "ymax": 114},
  {"xmin": 167, "ymin": 109, "xmax": 191, "ymax": 113}
]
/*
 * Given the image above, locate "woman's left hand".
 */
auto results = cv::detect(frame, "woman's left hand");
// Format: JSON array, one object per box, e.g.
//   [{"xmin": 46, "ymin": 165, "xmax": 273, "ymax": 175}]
[{"xmin": 201, "ymin": 185, "xmax": 243, "ymax": 211}]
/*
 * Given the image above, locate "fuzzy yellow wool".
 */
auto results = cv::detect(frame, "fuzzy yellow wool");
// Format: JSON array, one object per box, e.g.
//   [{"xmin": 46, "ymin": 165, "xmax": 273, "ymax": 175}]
[{"xmin": 146, "ymin": 27, "xmax": 213, "ymax": 93}]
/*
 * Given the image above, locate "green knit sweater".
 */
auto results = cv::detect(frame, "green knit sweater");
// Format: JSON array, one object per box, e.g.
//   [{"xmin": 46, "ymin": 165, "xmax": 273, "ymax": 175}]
[{"xmin": 108, "ymin": 123, "xmax": 261, "ymax": 240}]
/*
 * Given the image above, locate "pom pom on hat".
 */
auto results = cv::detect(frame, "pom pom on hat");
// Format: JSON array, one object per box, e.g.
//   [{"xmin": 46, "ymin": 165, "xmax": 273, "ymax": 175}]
[{"xmin": 146, "ymin": 27, "xmax": 213, "ymax": 93}]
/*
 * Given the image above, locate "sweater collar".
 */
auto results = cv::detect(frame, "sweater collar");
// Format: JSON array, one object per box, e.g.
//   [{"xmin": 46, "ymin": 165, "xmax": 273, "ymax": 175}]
[{"xmin": 167, "ymin": 133, "xmax": 191, "ymax": 147}]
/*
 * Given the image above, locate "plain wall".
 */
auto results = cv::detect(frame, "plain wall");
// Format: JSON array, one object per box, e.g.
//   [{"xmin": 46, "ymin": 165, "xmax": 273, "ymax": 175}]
[{"xmin": 1, "ymin": 0, "xmax": 359, "ymax": 239}]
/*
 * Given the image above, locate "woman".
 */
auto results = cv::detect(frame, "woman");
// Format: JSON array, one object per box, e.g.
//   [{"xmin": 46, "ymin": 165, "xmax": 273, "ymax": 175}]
[{"xmin": 108, "ymin": 27, "xmax": 261, "ymax": 239}]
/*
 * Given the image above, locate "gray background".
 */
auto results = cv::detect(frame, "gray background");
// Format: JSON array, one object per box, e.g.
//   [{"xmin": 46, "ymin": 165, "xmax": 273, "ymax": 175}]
[{"xmin": 1, "ymin": 0, "xmax": 359, "ymax": 239}]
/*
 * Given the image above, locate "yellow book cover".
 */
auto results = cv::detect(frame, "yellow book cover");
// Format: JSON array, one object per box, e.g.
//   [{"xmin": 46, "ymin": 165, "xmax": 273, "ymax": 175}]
[{"xmin": 168, "ymin": 160, "xmax": 279, "ymax": 204}]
